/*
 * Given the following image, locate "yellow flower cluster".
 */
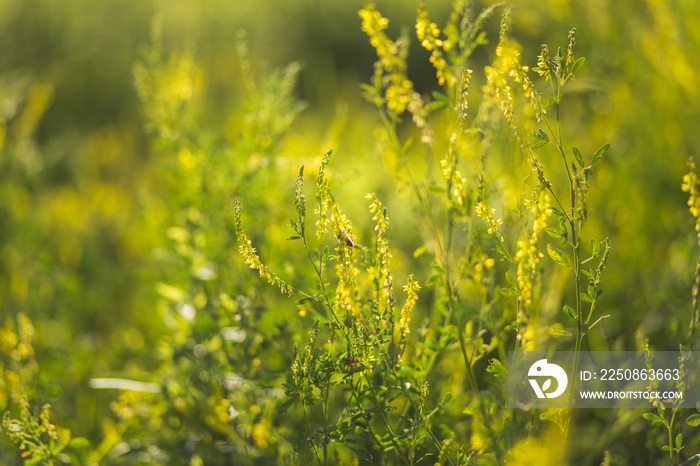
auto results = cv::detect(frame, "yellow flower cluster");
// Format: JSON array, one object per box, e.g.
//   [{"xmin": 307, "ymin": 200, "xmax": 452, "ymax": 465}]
[
  {"xmin": 366, "ymin": 193, "xmax": 394, "ymax": 313},
  {"xmin": 682, "ymin": 157, "xmax": 700, "ymax": 245},
  {"xmin": 331, "ymin": 203, "xmax": 360, "ymax": 316},
  {"xmin": 359, "ymin": 2, "xmax": 430, "ymax": 141},
  {"xmin": 399, "ymin": 275, "xmax": 421, "ymax": 338},
  {"xmin": 233, "ymin": 199, "xmax": 293, "ymax": 296},
  {"xmin": 315, "ymin": 150, "xmax": 333, "ymax": 242},
  {"xmin": 483, "ymin": 12, "xmax": 544, "ymax": 126},
  {"xmin": 514, "ymin": 187, "xmax": 552, "ymax": 318},
  {"xmin": 474, "ymin": 176, "xmax": 505, "ymax": 244},
  {"xmin": 415, "ymin": 7, "xmax": 456, "ymax": 87},
  {"xmin": 458, "ymin": 69, "xmax": 473, "ymax": 125},
  {"xmin": 473, "ymin": 253, "xmax": 496, "ymax": 284},
  {"xmin": 440, "ymin": 134, "xmax": 468, "ymax": 208}
]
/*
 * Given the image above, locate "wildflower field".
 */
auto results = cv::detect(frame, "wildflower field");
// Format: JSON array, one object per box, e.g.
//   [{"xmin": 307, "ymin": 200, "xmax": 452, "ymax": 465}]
[{"xmin": 2, "ymin": 0, "xmax": 700, "ymax": 464}]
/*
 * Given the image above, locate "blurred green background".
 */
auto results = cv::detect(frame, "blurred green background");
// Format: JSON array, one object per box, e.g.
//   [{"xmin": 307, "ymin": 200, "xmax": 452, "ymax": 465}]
[{"xmin": 1, "ymin": 0, "xmax": 699, "ymax": 463}]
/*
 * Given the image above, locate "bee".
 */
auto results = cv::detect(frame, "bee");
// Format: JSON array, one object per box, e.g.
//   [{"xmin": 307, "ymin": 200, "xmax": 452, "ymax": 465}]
[
  {"xmin": 338, "ymin": 230, "xmax": 354, "ymax": 247},
  {"xmin": 341, "ymin": 356, "xmax": 364, "ymax": 373}
]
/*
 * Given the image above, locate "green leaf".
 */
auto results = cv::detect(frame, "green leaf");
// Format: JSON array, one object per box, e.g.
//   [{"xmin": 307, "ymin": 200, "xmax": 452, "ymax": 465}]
[
  {"xmin": 413, "ymin": 246, "xmax": 427, "ymax": 258},
  {"xmin": 581, "ymin": 293, "xmax": 593, "ymax": 303},
  {"xmin": 597, "ymin": 241, "xmax": 607, "ymax": 256},
  {"xmin": 441, "ymin": 392, "xmax": 453, "ymax": 404},
  {"xmin": 591, "ymin": 143, "xmax": 610, "ymax": 165},
  {"xmin": 559, "ymin": 217, "xmax": 568, "ymax": 236},
  {"xmin": 545, "ymin": 227, "xmax": 561, "ymax": 238},
  {"xmin": 550, "ymin": 205, "xmax": 566, "ymax": 217},
  {"xmin": 572, "ymin": 146, "xmax": 585, "ymax": 168},
  {"xmin": 563, "ymin": 305, "xmax": 577, "ymax": 319},
  {"xmin": 347, "ymin": 447, "xmax": 373, "ymax": 462},
  {"xmin": 402, "ymin": 136, "xmax": 414, "ymax": 154},
  {"xmin": 538, "ymin": 128, "xmax": 550, "ymax": 142},
  {"xmin": 69, "ymin": 437, "xmax": 91, "ymax": 449},
  {"xmin": 531, "ymin": 141, "xmax": 548, "ymax": 150},
  {"xmin": 426, "ymin": 274, "xmax": 441, "ymax": 286},
  {"xmin": 643, "ymin": 412, "xmax": 664, "ymax": 425},
  {"xmin": 425, "ymin": 100, "xmax": 447, "ymax": 111},
  {"xmin": 589, "ymin": 238, "xmax": 598, "ymax": 255},
  {"xmin": 686, "ymin": 414, "xmax": 700, "ymax": 426},
  {"xmin": 572, "ymin": 57, "xmax": 585, "ymax": 73},
  {"xmin": 296, "ymin": 297, "xmax": 313, "ymax": 305},
  {"xmin": 432, "ymin": 91, "xmax": 450, "ymax": 104},
  {"xmin": 155, "ymin": 283, "xmax": 186, "ymax": 302},
  {"xmin": 547, "ymin": 244, "xmax": 570, "ymax": 268},
  {"xmin": 676, "ymin": 433, "xmax": 683, "ymax": 448},
  {"xmin": 588, "ymin": 285, "xmax": 597, "ymax": 299},
  {"xmin": 286, "ymin": 236, "xmax": 301, "ymax": 240},
  {"xmin": 486, "ymin": 358, "xmax": 507, "ymax": 378},
  {"xmin": 428, "ymin": 184, "xmax": 445, "ymax": 194}
]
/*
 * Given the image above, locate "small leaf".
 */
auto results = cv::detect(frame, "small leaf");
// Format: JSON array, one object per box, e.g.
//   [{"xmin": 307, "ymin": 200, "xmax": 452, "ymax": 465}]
[
  {"xmin": 563, "ymin": 305, "xmax": 577, "ymax": 319},
  {"xmin": 296, "ymin": 297, "xmax": 314, "ymax": 305},
  {"xmin": 426, "ymin": 274, "xmax": 441, "ymax": 286},
  {"xmin": 402, "ymin": 136, "xmax": 414, "ymax": 154},
  {"xmin": 486, "ymin": 358, "xmax": 507, "ymax": 378},
  {"xmin": 432, "ymin": 91, "xmax": 450, "ymax": 104},
  {"xmin": 687, "ymin": 414, "xmax": 700, "ymax": 426},
  {"xmin": 589, "ymin": 238, "xmax": 598, "ymax": 255},
  {"xmin": 643, "ymin": 412, "xmax": 664, "ymax": 424},
  {"xmin": 581, "ymin": 293, "xmax": 593, "ymax": 303},
  {"xmin": 559, "ymin": 217, "xmax": 568, "ymax": 236},
  {"xmin": 676, "ymin": 433, "xmax": 683, "ymax": 449},
  {"xmin": 531, "ymin": 141, "xmax": 548, "ymax": 150},
  {"xmin": 597, "ymin": 241, "xmax": 607, "ymax": 256},
  {"xmin": 347, "ymin": 447, "xmax": 373, "ymax": 462},
  {"xmin": 588, "ymin": 285, "xmax": 597, "ymax": 299},
  {"xmin": 550, "ymin": 205, "xmax": 566, "ymax": 217},
  {"xmin": 413, "ymin": 246, "xmax": 427, "ymax": 258},
  {"xmin": 591, "ymin": 143, "xmax": 610, "ymax": 165},
  {"xmin": 572, "ymin": 57, "xmax": 585, "ymax": 73},
  {"xmin": 572, "ymin": 146, "xmax": 585, "ymax": 168},
  {"xmin": 286, "ymin": 236, "xmax": 301, "ymax": 240},
  {"xmin": 426, "ymin": 100, "xmax": 447, "ymax": 111},
  {"xmin": 538, "ymin": 129, "xmax": 550, "ymax": 142},
  {"xmin": 155, "ymin": 283, "xmax": 186, "ymax": 302},
  {"xmin": 441, "ymin": 393, "xmax": 453, "ymax": 404},
  {"xmin": 545, "ymin": 227, "xmax": 561, "ymax": 238},
  {"xmin": 547, "ymin": 244, "xmax": 570, "ymax": 268},
  {"xmin": 69, "ymin": 437, "xmax": 91, "ymax": 449}
]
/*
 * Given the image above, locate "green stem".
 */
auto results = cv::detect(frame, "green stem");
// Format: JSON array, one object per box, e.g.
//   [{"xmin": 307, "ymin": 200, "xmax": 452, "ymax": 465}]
[
  {"xmin": 301, "ymin": 398, "xmax": 323, "ymax": 466},
  {"xmin": 362, "ymin": 373, "xmax": 412, "ymax": 465},
  {"xmin": 668, "ymin": 409, "xmax": 677, "ymax": 461}
]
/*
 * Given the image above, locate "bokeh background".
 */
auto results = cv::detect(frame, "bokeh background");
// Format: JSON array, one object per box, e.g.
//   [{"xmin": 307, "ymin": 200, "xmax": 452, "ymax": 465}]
[{"xmin": 1, "ymin": 0, "xmax": 699, "ymax": 464}]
